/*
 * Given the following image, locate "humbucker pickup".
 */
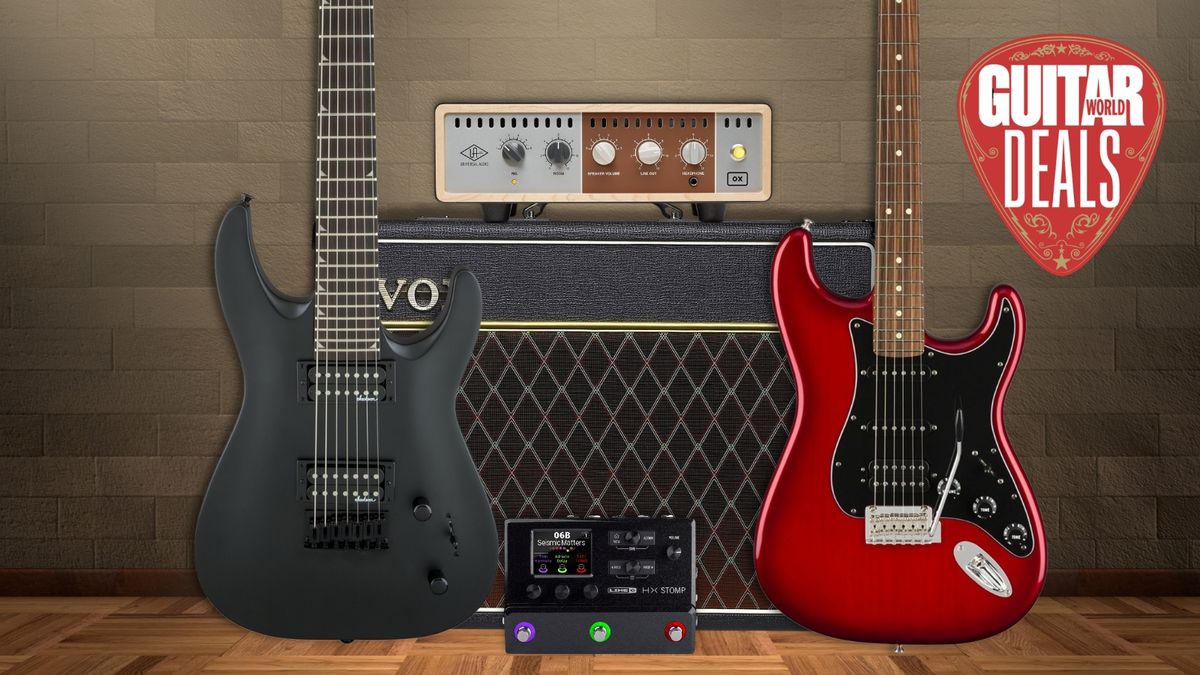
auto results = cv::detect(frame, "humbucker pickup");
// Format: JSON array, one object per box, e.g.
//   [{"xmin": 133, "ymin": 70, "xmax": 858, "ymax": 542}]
[
  {"xmin": 296, "ymin": 361, "xmax": 396, "ymax": 403},
  {"xmin": 296, "ymin": 460, "xmax": 396, "ymax": 505}
]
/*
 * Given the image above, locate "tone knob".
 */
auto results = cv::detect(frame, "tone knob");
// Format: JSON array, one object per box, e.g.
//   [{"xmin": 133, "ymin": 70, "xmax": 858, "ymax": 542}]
[
  {"xmin": 412, "ymin": 497, "xmax": 432, "ymax": 521},
  {"xmin": 583, "ymin": 583, "xmax": 599, "ymax": 600},
  {"xmin": 501, "ymin": 140, "xmax": 526, "ymax": 164},
  {"xmin": 546, "ymin": 139, "xmax": 572, "ymax": 165},
  {"xmin": 514, "ymin": 622, "xmax": 535, "ymax": 643},
  {"xmin": 972, "ymin": 495, "xmax": 998, "ymax": 519},
  {"xmin": 554, "ymin": 583, "xmax": 570, "ymax": 600},
  {"xmin": 680, "ymin": 140, "xmax": 707, "ymax": 165},
  {"xmin": 428, "ymin": 573, "xmax": 449, "ymax": 595},
  {"xmin": 935, "ymin": 478, "xmax": 961, "ymax": 498},
  {"xmin": 525, "ymin": 583, "xmax": 543, "ymax": 600},
  {"xmin": 636, "ymin": 140, "xmax": 663, "ymax": 165},
  {"xmin": 1003, "ymin": 523, "xmax": 1029, "ymax": 544},
  {"xmin": 665, "ymin": 545, "xmax": 683, "ymax": 561},
  {"xmin": 591, "ymin": 140, "xmax": 617, "ymax": 166}
]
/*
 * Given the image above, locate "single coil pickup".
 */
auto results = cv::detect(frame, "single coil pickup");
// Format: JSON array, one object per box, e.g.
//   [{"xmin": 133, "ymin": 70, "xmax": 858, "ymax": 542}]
[
  {"xmin": 297, "ymin": 460, "xmax": 395, "ymax": 504},
  {"xmin": 857, "ymin": 420, "xmax": 936, "ymax": 433},
  {"xmin": 861, "ymin": 460, "xmax": 931, "ymax": 490},
  {"xmin": 296, "ymin": 361, "xmax": 395, "ymax": 402},
  {"xmin": 305, "ymin": 512, "xmax": 389, "ymax": 550}
]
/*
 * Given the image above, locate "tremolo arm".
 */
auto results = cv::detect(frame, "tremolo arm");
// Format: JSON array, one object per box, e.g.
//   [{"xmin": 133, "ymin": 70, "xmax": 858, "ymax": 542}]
[{"xmin": 929, "ymin": 403, "xmax": 964, "ymax": 535}]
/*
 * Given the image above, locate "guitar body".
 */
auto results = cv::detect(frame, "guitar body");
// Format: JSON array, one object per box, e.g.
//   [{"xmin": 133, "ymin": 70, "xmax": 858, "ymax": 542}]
[
  {"xmin": 195, "ymin": 202, "xmax": 497, "ymax": 640},
  {"xmin": 755, "ymin": 229, "xmax": 1046, "ymax": 644}
]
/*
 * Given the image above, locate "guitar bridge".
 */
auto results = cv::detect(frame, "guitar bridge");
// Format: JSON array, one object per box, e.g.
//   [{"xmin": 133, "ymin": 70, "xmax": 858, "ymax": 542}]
[{"xmin": 865, "ymin": 506, "xmax": 940, "ymax": 545}]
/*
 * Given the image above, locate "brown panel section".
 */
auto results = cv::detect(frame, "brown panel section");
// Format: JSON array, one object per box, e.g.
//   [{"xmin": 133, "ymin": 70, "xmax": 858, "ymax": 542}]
[{"xmin": 582, "ymin": 112, "xmax": 715, "ymax": 194}]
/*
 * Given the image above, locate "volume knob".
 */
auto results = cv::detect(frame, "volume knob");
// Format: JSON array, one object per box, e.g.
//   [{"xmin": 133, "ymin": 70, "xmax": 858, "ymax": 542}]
[
  {"xmin": 636, "ymin": 140, "xmax": 663, "ymax": 165},
  {"xmin": 680, "ymin": 140, "xmax": 707, "ymax": 165},
  {"xmin": 591, "ymin": 140, "xmax": 617, "ymax": 166},
  {"xmin": 546, "ymin": 139, "xmax": 572, "ymax": 165},
  {"xmin": 501, "ymin": 140, "xmax": 526, "ymax": 164}
]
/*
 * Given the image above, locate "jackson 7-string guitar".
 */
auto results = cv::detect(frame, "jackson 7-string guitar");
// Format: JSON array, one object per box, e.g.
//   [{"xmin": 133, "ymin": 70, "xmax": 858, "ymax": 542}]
[
  {"xmin": 194, "ymin": 0, "xmax": 496, "ymax": 639},
  {"xmin": 754, "ymin": 0, "xmax": 1046, "ymax": 645}
]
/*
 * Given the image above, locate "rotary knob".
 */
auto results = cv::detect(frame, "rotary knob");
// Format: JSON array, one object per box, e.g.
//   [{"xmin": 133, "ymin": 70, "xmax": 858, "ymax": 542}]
[
  {"xmin": 665, "ymin": 545, "xmax": 683, "ymax": 561},
  {"xmin": 546, "ymin": 139, "xmax": 572, "ymax": 165},
  {"xmin": 591, "ymin": 140, "xmax": 617, "ymax": 166},
  {"xmin": 525, "ymin": 583, "xmax": 542, "ymax": 600},
  {"xmin": 680, "ymin": 140, "xmax": 707, "ymax": 165},
  {"xmin": 553, "ymin": 583, "xmax": 570, "ymax": 600},
  {"xmin": 583, "ymin": 583, "xmax": 599, "ymax": 600},
  {"xmin": 972, "ymin": 495, "xmax": 998, "ymax": 519},
  {"xmin": 1003, "ymin": 523, "xmax": 1029, "ymax": 545},
  {"xmin": 636, "ymin": 140, "xmax": 663, "ymax": 165},
  {"xmin": 428, "ymin": 573, "xmax": 449, "ymax": 595},
  {"xmin": 501, "ymin": 140, "xmax": 526, "ymax": 164}
]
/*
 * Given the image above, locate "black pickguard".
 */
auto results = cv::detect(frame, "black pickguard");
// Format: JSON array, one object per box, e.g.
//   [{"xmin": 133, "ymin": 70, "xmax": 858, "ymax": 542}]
[
  {"xmin": 194, "ymin": 202, "xmax": 498, "ymax": 639},
  {"xmin": 829, "ymin": 300, "xmax": 1034, "ymax": 557}
]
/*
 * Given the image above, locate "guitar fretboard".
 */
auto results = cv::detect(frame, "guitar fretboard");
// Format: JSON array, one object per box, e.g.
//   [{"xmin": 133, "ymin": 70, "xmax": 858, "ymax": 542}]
[
  {"xmin": 315, "ymin": 0, "xmax": 379, "ymax": 358},
  {"xmin": 874, "ymin": 0, "xmax": 924, "ymax": 358}
]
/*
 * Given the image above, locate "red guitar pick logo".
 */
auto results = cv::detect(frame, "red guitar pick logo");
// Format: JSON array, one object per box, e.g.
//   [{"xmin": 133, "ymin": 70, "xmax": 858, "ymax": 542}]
[{"xmin": 958, "ymin": 35, "xmax": 1165, "ymax": 276}]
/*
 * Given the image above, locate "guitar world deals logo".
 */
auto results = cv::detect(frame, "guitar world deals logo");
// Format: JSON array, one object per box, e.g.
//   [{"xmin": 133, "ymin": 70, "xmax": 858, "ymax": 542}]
[{"xmin": 958, "ymin": 35, "xmax": 1165, "ymax": 276}]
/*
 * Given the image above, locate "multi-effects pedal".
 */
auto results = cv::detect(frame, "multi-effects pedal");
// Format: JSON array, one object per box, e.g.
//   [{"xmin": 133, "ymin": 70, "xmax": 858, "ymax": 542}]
[
  {"xmin": 435, "ymin": 104, "xmax": 770, "ymax": 222},
  {"xmin": 503, "ymin": 517, "xmax": 696, "ymax": 654}
]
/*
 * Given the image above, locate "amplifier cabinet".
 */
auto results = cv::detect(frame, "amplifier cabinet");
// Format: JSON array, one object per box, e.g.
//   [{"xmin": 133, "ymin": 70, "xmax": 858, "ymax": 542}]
[{"xmin": 377, "ymin": 218, "xmax": 874, "ymax": 623}]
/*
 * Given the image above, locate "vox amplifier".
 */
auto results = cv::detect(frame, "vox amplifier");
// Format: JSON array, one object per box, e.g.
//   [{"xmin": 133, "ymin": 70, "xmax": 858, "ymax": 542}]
[
  {"xmin": 503, "ymin": 517, "xmax": 696, "ymax": 653},
  {"xmin": 376, "ymin": 217, "xmax": 875, "ymax": 627}
]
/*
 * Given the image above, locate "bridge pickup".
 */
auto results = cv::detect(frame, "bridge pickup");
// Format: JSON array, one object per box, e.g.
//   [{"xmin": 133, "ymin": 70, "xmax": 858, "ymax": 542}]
[
  {"xmin": 865, "ymin": 505, "xmax": 940, "ymax": 545},
  {"xmin": 296, "ymin": 361, "xmax": 396, "ymax": 403},
  {"xmin": 296, "ymin": 460, "xmax": 396, "ymax": 505}
]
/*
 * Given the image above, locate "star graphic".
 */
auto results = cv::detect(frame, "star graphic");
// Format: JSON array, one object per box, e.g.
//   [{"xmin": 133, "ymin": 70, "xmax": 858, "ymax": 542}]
[
  {"xmin": 1057, "ymin": 44, "xmax": 1067, "ymax": 54},
  {"xmin": 1053, "ymin": 253, "xmax": 1070, "ymax": 270}
]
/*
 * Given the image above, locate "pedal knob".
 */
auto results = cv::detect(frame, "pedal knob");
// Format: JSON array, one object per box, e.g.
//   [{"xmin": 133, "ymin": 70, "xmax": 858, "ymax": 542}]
[
  {"xmin": 554, "ymin": 583, "xmax": 570, "ymax": 600},
  {"xmin": 591, "ymin": 140, "xmax": 617, "ymax": 166},
  {"xmin": 428, "ymin": 573, "xmax": 449, "ymax": 595},
  {"xmin": 665, "ymin": 545, "xmax": 683, "ymax": 561},
  {"xmin": 546, "ymin": 139, "xmax": 572, "ymax": 165},
  {"xmin": 525, "ymin": 584, "xmax": 543, "ymax": 600},
  {"xmin": 636, "ymin": 140, "xmax": 662, "ymax": 165},
  {"xmin": 589, "ymin": 621, "xmax": 611, "ymax": 643},
  {"xmin": 583, "ymin": 583, "xmax": 599, "ymax": 600},
  {"xmin": 513, "ymin": 621, "xmax": 535, "ymax": 643},
  {"xmin": 680, "ymin": 140, "xmax": 707, "ymax": 165},
  {"xmin": 502, "ymin": 140, "xmax": 526, "ymax": 164},
  {"xmin": 412, "ymin": 498, "xmax": 432, "ymax": 522},
  {"xmin": 665, "ymin": 621, "xmax": 686, "ymax": 642}
]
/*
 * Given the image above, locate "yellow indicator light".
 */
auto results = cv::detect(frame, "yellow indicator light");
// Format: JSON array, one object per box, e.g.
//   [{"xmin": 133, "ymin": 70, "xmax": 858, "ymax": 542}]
[
  {"xmin": 730, "ymin": 144, "xmax": 747, "ymax": 162},
  {"xmin": 511, "ymin": 178, "xmax": 519, "ymax": 185}
]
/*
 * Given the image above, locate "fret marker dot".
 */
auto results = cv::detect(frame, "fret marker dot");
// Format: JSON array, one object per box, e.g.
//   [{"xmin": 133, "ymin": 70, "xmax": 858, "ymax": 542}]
[
  {"xmin": 896, "ymin": 332, "xmax": 903, "ymax": 339},
  {"xmin": 896, "ymin": 105, "xmax": 903, "ymax": 111},
  {"xmin": 896, "ymin": 310, "xmax": 903, "ymax": 317},
  {"xmin": 895, "ymin": 149, "xmax": 903, "ymax": 156},
  {"xmin": 906, "ymin": 208, "xmax": 913, "ymax": 215},
  {"xmin": 896, "ymin": 285, "xmax": 903, "ymax": 292},
  {"xmin": 885, "ymin": 208, "xmax": 893, "ymax": 215},
  {"xmin": 896, "ymin": 256, "xmax": 903, "ymax": 263},
  {"xmin": 896, "ymin": 54, "xmax": 903, "ymax": 61}
]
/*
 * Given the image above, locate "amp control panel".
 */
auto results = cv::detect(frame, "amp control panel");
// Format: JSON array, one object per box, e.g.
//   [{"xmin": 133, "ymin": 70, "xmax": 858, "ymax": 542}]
[
  {"xmin": 436, "ymin": 104, "xmax": 770, "ymax": 206},
  {"xmin": 503, "ymin": 517, "xmax": 696, "ymax": 654}
]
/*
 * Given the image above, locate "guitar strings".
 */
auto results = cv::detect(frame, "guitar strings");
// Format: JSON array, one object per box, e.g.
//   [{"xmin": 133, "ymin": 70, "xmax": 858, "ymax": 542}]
[
  {"xmin": 368, "ymin": 2, "xmax": 382, "ymax": 529},
  {"xmin": 873, "ymin": 0, "xmax": 882, "ymax": 513}
]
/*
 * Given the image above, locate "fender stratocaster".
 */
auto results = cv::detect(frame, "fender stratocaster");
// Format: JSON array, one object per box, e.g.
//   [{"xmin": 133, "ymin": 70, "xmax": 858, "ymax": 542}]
[
  {"xmin": 194, "ymin": 0, "xmax": 497, "ymax": 639},
  {"xmin": 754, "ymin": 0, "xmax": 1046, "ymax": 644}
]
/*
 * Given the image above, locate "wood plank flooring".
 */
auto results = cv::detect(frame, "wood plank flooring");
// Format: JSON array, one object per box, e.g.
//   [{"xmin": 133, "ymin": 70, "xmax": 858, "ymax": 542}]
[{"xmin": 0, "ymin": 597, "xmax": 1196, "ymax": 673}]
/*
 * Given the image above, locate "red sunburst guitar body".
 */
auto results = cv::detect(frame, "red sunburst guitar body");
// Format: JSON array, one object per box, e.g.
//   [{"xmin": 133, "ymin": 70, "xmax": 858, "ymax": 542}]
[
  {"xmin": 755, "ymin": 229, "xmax": 1046, "ymax": 644},
  {"xmin": 754, "ymin": 0, "xmax": 1046, "ymax": 644}
]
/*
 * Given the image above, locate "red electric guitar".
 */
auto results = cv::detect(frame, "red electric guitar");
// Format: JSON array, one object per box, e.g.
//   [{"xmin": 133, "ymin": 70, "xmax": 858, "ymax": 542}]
[{"xmin": 754, "ymin": 0, "xmax": 1046, "ymax": 645}]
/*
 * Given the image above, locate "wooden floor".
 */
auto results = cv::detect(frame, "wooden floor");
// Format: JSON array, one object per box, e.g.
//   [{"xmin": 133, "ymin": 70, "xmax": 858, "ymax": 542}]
[{"xmin": 0, "ymin": 597, "xmax": 1197, "ymax": 674}]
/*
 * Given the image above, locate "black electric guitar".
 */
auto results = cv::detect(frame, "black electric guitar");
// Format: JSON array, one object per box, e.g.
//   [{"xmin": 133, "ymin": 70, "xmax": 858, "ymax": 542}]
[{"xmin": 195, "ymin": 0, "xmax": 497, "ymax": 640}]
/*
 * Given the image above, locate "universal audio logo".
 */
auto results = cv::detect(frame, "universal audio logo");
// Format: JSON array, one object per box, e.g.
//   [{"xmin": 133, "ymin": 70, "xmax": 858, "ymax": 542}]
[{"xmin": 460, "ymin": 144, "xmax": 489, "ymax": 164}]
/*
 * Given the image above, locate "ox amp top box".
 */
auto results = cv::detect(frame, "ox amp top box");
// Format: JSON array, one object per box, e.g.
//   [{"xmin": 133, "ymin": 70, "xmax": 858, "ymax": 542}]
[
  {"xmin": 435, "ymin": 104, "xmax": 771, "ymax": 223},
  {"xmin": 376, "ymin": 218, "xmax": 875, "ymax": 628}
]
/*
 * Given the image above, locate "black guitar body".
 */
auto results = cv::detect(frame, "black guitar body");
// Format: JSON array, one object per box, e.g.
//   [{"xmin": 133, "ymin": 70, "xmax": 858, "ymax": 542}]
[{"xmin": 195, "ymin": 201, "xmax": 497, "ymax": 640}]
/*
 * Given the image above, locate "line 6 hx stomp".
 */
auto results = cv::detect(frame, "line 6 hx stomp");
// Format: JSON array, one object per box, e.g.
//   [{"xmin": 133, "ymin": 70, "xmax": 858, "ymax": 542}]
[{"xmin": 504, "ymin": 517, "xmax": 696, "ymax": 654}]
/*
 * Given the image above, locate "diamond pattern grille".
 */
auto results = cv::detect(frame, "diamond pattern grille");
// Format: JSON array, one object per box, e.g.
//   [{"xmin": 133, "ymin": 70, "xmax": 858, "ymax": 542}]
[{"xmin": 457, "ymin": 331, "xmax": 794, "ymax": 609}]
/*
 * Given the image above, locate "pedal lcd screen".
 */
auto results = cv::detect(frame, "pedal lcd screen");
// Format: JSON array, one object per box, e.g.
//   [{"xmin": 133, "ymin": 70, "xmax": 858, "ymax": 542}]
[{"xmin": 531, "ymin": 529, "xmax": 592, "ymax": 577}]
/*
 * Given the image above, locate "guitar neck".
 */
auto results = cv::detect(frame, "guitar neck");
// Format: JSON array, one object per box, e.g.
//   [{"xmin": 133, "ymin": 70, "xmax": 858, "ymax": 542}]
[
  {"xmin": 315, "ymin": 0, "xmax": 379, "ymax": 357},
  {"xmin": 874, "ymin": 0, "xmax": 924, "ymax": 358}
]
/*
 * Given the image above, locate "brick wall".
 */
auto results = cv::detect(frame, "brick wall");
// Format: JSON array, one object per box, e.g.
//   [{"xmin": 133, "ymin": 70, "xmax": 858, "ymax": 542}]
[{"xmin": 0, "ymin": 0, "xmax": 1197, "ymax": 572}]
